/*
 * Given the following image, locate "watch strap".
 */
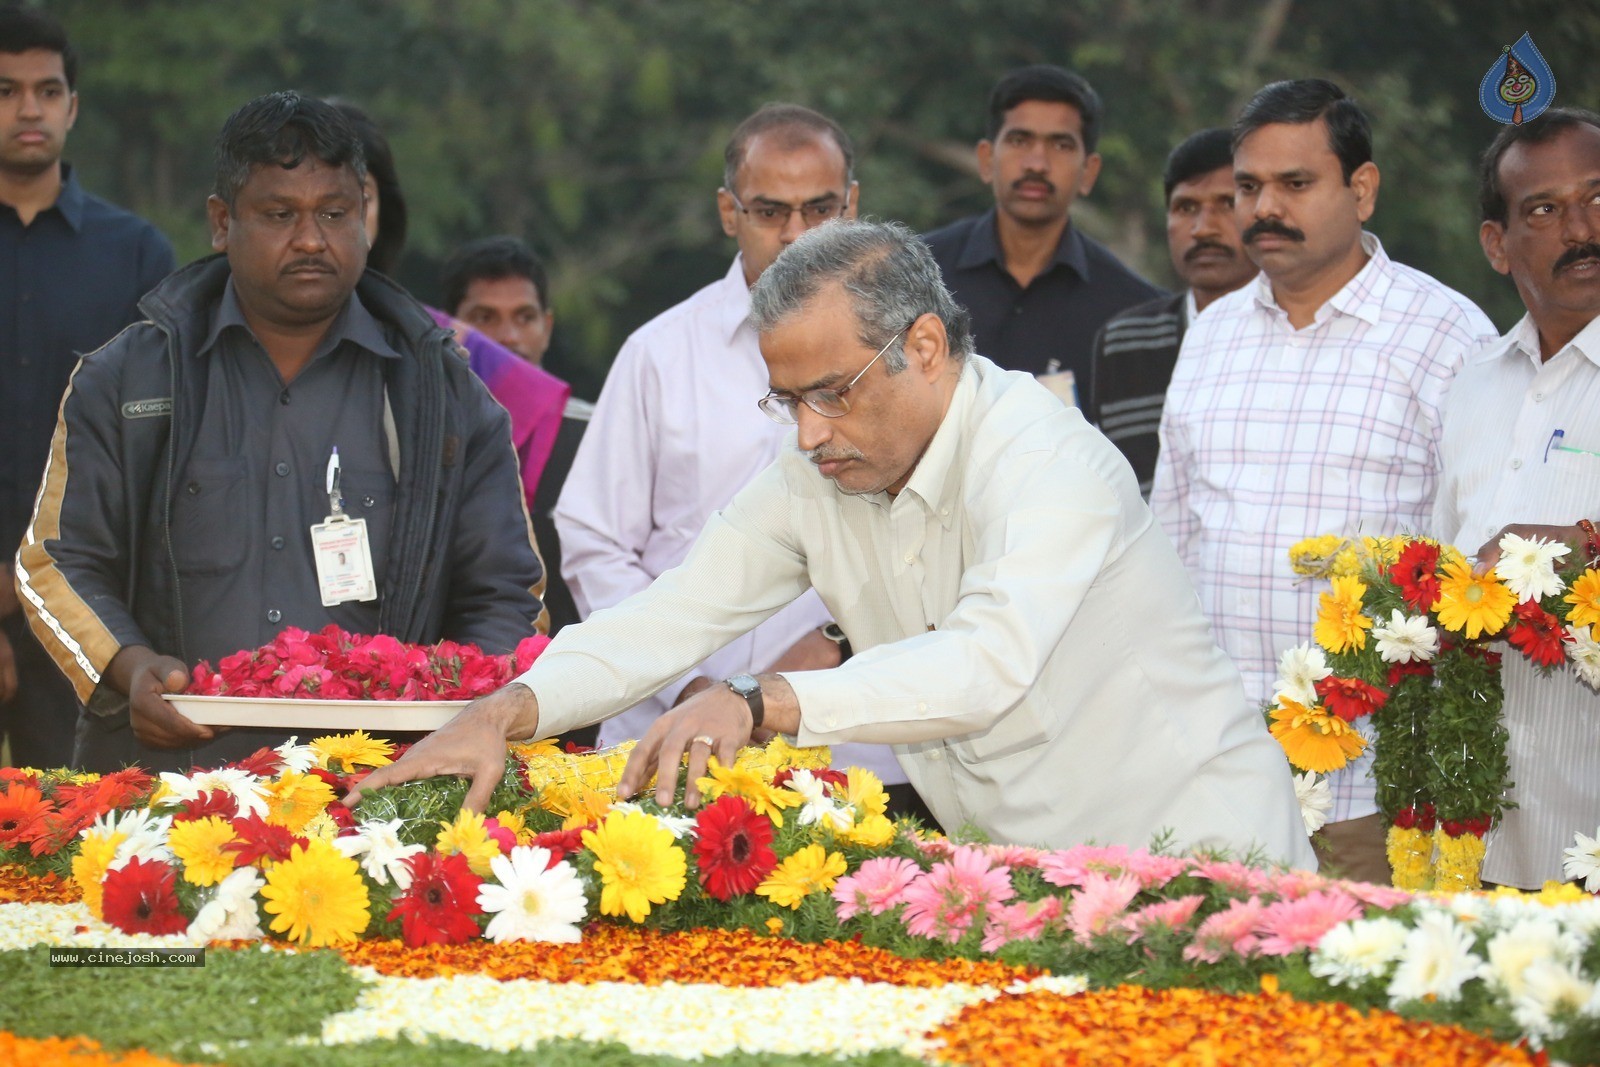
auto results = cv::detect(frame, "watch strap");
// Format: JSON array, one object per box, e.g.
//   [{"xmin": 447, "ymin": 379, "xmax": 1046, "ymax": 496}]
[
  {"xmin": 821, "ymin": 622, "xmax": 852, "ymax": 663},
  {"xmin": 725, "ymin": 673, "xmax": 764, "ymax": 730}
]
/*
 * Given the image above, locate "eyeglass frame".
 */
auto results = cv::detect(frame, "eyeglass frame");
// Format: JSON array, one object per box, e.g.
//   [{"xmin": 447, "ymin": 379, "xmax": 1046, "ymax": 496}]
[
  {"xmin": 757, "ymin": 321, "xmax": 914, "ymax": 425},
  {"xmin": 724, "ymin": 186, "xmax": 854, "ymax": 230}
]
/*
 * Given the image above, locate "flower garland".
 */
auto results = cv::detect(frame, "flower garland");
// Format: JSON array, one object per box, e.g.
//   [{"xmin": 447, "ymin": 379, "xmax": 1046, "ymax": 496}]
[{"xmin": 1279, "ymin": 532, "xmax": 1600, "ymax": 892}]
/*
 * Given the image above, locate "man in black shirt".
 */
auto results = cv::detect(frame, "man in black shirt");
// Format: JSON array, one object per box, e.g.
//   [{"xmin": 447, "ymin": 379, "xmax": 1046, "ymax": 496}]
[
  {"xmin": 925, "ymin": 65, "xmax": 1162, "ymax": 407},
  {"xmin": 0, "ymin": 6, "xmax": 175, "ymax": 768},
  {"xmin": 1088, "ymin": 129, "xmax": 1257, "ymax": 497}
]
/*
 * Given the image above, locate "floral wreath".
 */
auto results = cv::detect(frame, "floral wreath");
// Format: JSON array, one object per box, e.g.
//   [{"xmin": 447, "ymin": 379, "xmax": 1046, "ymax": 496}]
[{"xmin": 1273, "ymin": 532, "xmax": 1600, "ymax": 892}]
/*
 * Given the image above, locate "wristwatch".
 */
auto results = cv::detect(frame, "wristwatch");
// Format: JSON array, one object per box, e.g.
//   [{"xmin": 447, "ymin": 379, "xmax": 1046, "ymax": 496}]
[
  {"xmin": 820, "ymin": 622, "xmax": 852, "ymax": 663},
  {"xmin": 725, "ymin": 673, "xmax": 764, "ymax": 730}
]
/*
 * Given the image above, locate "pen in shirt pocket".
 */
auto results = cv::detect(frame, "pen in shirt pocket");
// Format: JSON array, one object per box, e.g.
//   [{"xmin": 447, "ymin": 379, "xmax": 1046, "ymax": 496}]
[{"xmin": 1545, "ymin": 428, "xmax": 1600, "ymax": 462}]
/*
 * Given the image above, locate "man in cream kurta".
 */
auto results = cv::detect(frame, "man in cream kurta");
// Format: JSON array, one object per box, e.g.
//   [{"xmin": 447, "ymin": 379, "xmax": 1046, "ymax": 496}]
[{"xmin": 353, "ymin": 220, "xmax": 1314, "ymax": 866}]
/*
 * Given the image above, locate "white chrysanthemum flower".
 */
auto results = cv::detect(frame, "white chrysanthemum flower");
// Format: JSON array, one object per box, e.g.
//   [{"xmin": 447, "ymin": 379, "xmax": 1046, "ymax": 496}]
[
  {"xmin": 608, "ymin": 801, "xmax": 698, "ymax": 840},
  {"xmin": 1274, "ymin": 643, "xmax": 1332, "ymax": 706},
  {"xmin": 1370, "ymin": 610, "xmax": 1439, "ymax": 663},
  {"xmin": 1293, "ymin": 772, "xmax": 1333, "ymax": 835},
  {"xmin": 1567, "ymin": 626, "xmax": 1600, "ymax": 690},
  {"xmin": 1495, "ymin": 532, "xmax": 1570, "ymax": 603},
  {"xmin": 333, "ymin": 817, "xmax": 425, "ymax": 888},
  {"xmin": 477, "ymin": 846, "xmax": 587, "ymax": 943},
  {"xmin": 782, "ymin": 770, "xmax": 852, "ymax": 832},
  {"xmin": 1386, "ymin": 911, "xmax": 1482, "ymax": 1005},
  {"xmin": 1309, "ymin": 917, "xmax": 1409, "ymax": 986},
  {"xmin": 1483, "ymin": 918, "xmax": 1580, "ymax": 1001},
  {"xmin": 274, "ymin": 735, "xmax": 319, "ymax": 774},
  {"xmin": 1563, "ymin": 827, "xmax": 1600, "ymax": 892},
  {"xmin": 157, "ymin": 767, "xmax": 269, "ymax": 819},
  {"xmin": 187, "ymin": 866, "xmax": 264, "ymax": 942},
  {"xmin": 1510, "ymin": 959, "xmax": 1596, "ymax": 1042}
]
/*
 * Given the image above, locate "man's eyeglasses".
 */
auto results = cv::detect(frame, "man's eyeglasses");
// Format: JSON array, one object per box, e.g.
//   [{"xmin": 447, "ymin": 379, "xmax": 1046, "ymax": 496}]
[
  {"xmin": 727, "ymin": 188, "xmax": 852, "ymax": 230},
  {"xmin": 758, "ymin": 324, "xmax": 910, "ymax": 425}
]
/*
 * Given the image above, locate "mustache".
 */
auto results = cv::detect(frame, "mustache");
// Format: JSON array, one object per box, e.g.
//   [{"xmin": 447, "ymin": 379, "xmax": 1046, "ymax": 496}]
[
  {"xmin": 282, "ymin": 258, "xmax": 334, "ymax": 273},
  {"xmin": 1243, "ymin": 219, "xmax": 1306, "ymax": 245},
  {"xmin": 1184, "ymin": 240, "xmax": 1238, "ymax": 262},
  {"xmin": 1011, "ymin": 172, "xmax": 1055, "ymax": 194},
  {"xmin": 808, "ymin": 447, "xmax": 864, "ymax": 465},
  {"xmin": 1554, "ymin": 243, "xmax": 1600, "ymax": 273}
]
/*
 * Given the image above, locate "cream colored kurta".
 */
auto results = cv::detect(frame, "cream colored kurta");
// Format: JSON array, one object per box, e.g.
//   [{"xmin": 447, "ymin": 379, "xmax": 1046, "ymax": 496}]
[{"xmin": 522, "ymin": 355, "xmax": 1314, "ymax": 866}]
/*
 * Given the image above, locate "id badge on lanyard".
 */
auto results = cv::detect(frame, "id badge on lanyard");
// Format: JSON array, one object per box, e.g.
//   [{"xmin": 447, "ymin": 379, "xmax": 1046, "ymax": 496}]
[{"xmin": 310, "ymin": 447, "xmax": 378, "ymax": 606}]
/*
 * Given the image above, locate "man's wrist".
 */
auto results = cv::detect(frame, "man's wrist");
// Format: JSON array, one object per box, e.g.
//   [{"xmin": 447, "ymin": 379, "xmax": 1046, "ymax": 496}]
[{"xmin": 491, "ymin": 681, "xmax": 541, "ymax": 740}]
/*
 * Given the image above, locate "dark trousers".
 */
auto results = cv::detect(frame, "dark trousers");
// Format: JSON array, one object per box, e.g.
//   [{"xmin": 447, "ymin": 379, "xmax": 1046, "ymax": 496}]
[{"xmin": 1, "ymin": 612, "xmax": 80, "ymax": 769}]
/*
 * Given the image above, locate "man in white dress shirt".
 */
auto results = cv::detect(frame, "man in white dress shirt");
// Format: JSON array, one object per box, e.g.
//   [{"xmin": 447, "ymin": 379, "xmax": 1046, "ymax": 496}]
[
  {"xmin": 1433, "ymin": 109, "xmax": 1600, "ymax": 888},
  {"xmin": 551, "ymin": 104, "xmax": 917, "ymax": 816},
  {"xmin": 1151, "ymin": 80, "xmax": 1498, "ymax": 882},
  {"xmin": 351, "ymin": 220, "xmax": 1315, "ymax": 868}
]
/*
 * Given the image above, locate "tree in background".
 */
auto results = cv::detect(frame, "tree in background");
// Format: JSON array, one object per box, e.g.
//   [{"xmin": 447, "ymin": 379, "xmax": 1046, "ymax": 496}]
[{"xmin": 46, "ymin": 0, "xmax": 1594, "ymax": 392}]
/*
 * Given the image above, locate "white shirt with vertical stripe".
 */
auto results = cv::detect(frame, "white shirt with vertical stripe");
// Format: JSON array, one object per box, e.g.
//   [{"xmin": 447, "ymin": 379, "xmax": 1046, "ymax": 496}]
[
  {"xmin": 1151, "ymin": 233, "xmax": 1498, "ymax": 823},
  {"xmin": 1434, "ymin": 311, "xmax": 1600, "ymax": 888}
]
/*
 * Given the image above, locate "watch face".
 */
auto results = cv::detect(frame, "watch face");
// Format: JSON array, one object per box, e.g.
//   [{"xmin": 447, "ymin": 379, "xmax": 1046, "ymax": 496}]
[{"xmin": 727, "ymin": 673, "xmax": 760, "ymax": 696}]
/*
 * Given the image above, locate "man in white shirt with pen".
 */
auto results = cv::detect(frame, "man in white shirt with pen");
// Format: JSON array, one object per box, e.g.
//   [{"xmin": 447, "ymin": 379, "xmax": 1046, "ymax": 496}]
[
  {"xmin": 1433, "ymin": 108, "xmax": 1600, "ymax": 888},
  {"xmin": 350, "ymin": 219, "xmax": 1314, "ymax": 867}
]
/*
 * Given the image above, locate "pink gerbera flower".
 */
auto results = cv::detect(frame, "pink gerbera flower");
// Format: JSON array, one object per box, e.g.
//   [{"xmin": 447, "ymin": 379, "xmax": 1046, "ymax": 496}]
[
  {"xmin": 900, "ymin": 846, "xmax": 1014, "ymax": 943},
  {"xmin": 1123, "ymin": 853, "xmax": 1191, "ymax": 891},
  {"xmin": 1065, "ymin": 871, "xmax": 1142, "ymax": 944},
  {"xmin": 1337, "ymin": 879, "xmax": 1414, "ymax": 910},
  {"xmin": 1264, "ymin": 869, "xmax": 1332, "ymax": 901},
  {"xmin": 1122, "ymin": 894, "xmax": 1205, "ymax": 941},
  {"xmin": 1188, "ymin": 859, "xmax": 1276, "ymax": 896},
  {"xmin": 981, "ymin": 843, "xmax": 1046, "ymax": 869},
  {"xmin": 1040, "ymin": 844, "xmax": 1132, "ymax": 887},
  {"xmin": 981, "ymin": 895, "xmax": 1064, "ymax": 952},
  {"xmin": 832, "ymin": 856, "xmax": 921, "ymax": 920},
  {"xmin": 1183, "ymin": 896, "xmax": 1268, "ymax": 963},
  {"xmin": 1253, "ymin": 889, "xmax": 1364, "ymax": 956}
]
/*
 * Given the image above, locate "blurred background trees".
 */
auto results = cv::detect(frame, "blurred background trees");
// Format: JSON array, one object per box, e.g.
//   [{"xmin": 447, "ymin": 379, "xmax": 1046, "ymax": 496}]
[{"xmin": 44, "ymin": 0, "xmax": 1597, "ymax": 396}]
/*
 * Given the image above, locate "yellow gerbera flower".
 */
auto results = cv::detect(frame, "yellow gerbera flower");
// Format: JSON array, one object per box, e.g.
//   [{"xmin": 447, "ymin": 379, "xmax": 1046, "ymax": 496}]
[
  {"xmin": 260, "ymin": 838, "xmax": 370, "ymax": 947},
  {"xmin": 844, "ymin": 768, "xmax": 889, "ymax": 820},
  {"xmin": 1434, "ymin": 558, "xmax": 1516, "ymax": 639},
  {"xmin": 839, "ymin": 813, "xmax": 896, "ymax": 848},
  {"xmin": 168, "ymin": 815, "xmax": 239, "ymax": 886},
  {"xmin": 309, "ymin": 730, "xmax": 394, "ymax": 772},
  {"xmin": 755, "ymin": 844, "xmax": 848, "ymax": 909},
  {"xmin": 1269, "ymin": 698, "xmax": 1367, "ymax": 774},
  {"xmin": 262, "ymin": 771, "xmax": 337, "ymax": 835},
  {"xmin": 1313, "ymin": 575, "xmax": 1373, "ymax": 653},
  {"xmin": 1564, "ymin": 568, "xmax": 1600, "ymax": 629},
  {"xmin": 492, "ymin": 808, "xmax": 534, "ymax": 845},
  {"xmin": 735, "ymin": 735, "xmax": 832, "ymax": 778},
  {"xmin": 71, "ymin": 829, "xmax": 125, "ymax": 920},
  {"xmin": 582, "ymin": 809, "xmax": 686, "ymax": 923},
  {"xmin": 558, "ymin": 788, "xmax": 614, "ymax": 831},
  {"xmin": 436, "ymin": 808, "xmax": 502, "ymax": 877},
  {"xmin": 697, "ymin": 758, "xmax": 801, "ymax": 827}
]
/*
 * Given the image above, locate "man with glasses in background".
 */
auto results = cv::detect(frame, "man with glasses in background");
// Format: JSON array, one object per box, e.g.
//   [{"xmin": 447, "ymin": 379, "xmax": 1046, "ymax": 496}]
[
  {"xmin": 352, "ymin": 220, "xmax": 1313, "ymax": 870},
  {"xmin": 553, "ymin": 104, "xmax": 919, "ymax": 819}
]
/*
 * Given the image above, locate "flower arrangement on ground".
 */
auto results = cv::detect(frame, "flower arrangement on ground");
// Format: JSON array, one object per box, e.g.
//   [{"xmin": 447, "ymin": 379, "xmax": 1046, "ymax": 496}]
[{"xmin": 1278, "ymin": 531, "xmax": 1600, "ymax": 892}]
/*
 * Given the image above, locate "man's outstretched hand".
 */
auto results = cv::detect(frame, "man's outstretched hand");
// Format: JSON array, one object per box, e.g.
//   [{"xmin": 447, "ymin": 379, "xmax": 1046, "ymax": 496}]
[
  {"xmin": 343, "ymin": 683, "xmax": 538, "ymax": 813},
  {"xmin": 616, "ymin": 682, "xmax": 753, "ymax": 809}
]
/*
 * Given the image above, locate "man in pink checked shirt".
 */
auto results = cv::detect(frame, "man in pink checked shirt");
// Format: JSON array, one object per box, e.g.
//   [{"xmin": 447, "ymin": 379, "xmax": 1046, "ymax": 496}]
[{"xmin": 1151, "ymin": 79, "xmax": 1498, "ymax": 883}]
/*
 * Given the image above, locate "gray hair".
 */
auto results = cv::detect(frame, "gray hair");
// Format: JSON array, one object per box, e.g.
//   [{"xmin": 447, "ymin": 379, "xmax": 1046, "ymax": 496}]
[{"xmin": 747, "ymin": 219, "xmax": 973, "ymax": 372}]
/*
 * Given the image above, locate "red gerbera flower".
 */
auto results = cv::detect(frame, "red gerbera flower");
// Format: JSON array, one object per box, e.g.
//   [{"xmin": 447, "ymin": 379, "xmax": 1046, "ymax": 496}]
[
  {"xmin": 173, "ymin": 789, "xmax": 240, "ymax": 824},
  {"xmin": 693, "ymin": 794, "xmax": 777, "ymax": 902},
  {"xmin": 530, "ymin": 826, "xmax": 589, "ymax": 867},
  {"xmin": 387, "ymin": 851, "xmax": 483, "ymax": 946},
  {"xmin": 1385, "ymin": 660, "xmax": 1434, "ymax": 687},
  {"xmin": 229, "ymin": 747, "xmax": 285, "ymax": 778},
  {"xmin": 225, "ymin": 814, "xmax": 307, "ymax": 867},
  {"xmin": 1506, "ymin": 601, "xmax": 1568, "ymax": 667},
  {"xmin": 1313, "ymin": 676, "xmax": 1389, "ymax": 723},
  {"xmin": 101, "ymin": 857, "xmax": 190, "ymax": 935},
  {"xmin": 1389, "ymin": 541, "xmax": 1443, "ymax": 613},
  {"xmin": 0, "ymin": 782, "xmax": 52, "ymax": 849}
]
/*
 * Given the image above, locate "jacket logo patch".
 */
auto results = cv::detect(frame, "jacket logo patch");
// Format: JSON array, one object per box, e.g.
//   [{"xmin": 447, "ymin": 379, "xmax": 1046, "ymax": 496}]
[{"xmin": 121, "ymin": 398, "xmax": 173, "ymax": 419}]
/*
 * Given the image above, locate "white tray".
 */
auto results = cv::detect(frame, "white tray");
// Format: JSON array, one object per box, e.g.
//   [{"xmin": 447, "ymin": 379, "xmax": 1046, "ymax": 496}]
[{"xmin": 162, "ymin": 694, "xmax": 469, "ymax": 731}]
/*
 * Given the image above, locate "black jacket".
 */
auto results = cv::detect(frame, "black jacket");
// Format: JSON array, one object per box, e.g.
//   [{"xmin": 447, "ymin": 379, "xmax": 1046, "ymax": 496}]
[{"xmin": 16, "ymin": 255, "xmax": 544, "ymax": 769}]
